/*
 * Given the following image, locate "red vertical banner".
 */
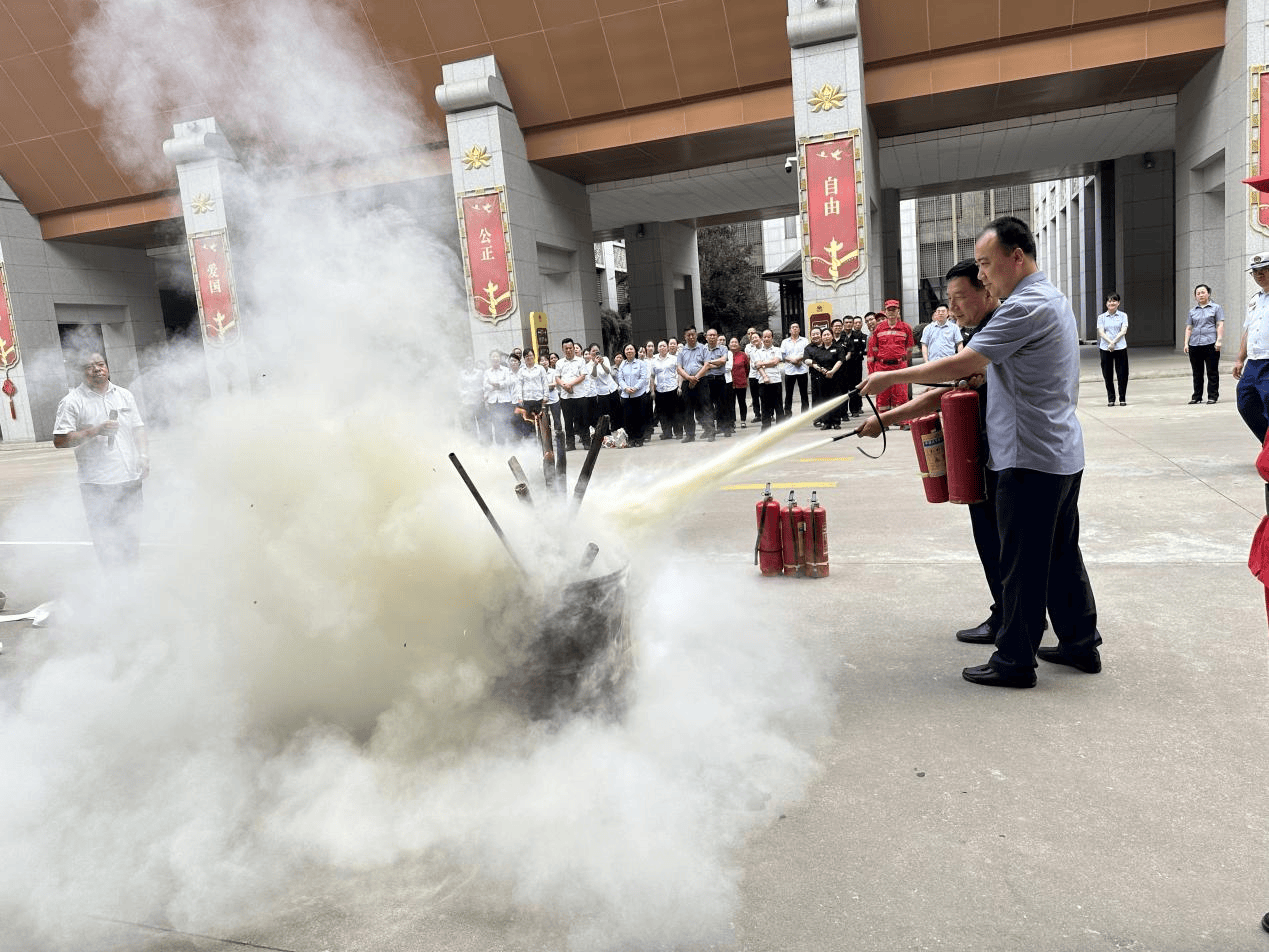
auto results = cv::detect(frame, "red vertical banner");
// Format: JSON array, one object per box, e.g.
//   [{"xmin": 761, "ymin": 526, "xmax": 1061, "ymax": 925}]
[
  {"xmin": 458, "ymin": 187, "xmax": 517, "ymax": 324},
  {"xmin": 188, "ymin": 231, "xmax": 241, "ymax": 347},
  {"xmin": 0, "ymin": 263, "xmax": 18, "ymax": 370},
  {"xmin": 1254, "ymin": 69, "xmax": 1269, "ymax": 233},
  {"xmin": 801, "ymin": 132, "xmax": 865, "ymax": 289}
]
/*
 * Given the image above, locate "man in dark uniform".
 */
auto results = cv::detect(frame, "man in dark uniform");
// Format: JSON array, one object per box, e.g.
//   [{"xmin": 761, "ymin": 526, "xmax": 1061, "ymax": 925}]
[
  {"xmin": 858, "ymin": 260, "xmax": 1001, "ymax": 642},
  {"xmin": 861, "ymin": 218, "xmax": 1101, "ymax": 688},
  {"xmin": 843, "ymin": 316, "xmax": 867, "ymax": 418}
]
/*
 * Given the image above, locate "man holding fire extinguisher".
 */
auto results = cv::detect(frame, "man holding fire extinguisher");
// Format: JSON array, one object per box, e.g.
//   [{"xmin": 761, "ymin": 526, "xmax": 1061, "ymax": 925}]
[
  {"xmin": 859, "ymin": 259, "xmax": 1004, "ymax": 647},
  {"xmin": 859, "ymin": 216, "xmax": 1101, "ymax": 689}
]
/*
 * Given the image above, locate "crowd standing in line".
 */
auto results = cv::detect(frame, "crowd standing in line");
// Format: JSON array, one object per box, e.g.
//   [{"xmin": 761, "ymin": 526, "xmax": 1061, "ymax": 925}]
[{"xmin": 463, "ymin": 307, "xmax": 934, "ymax": 449}]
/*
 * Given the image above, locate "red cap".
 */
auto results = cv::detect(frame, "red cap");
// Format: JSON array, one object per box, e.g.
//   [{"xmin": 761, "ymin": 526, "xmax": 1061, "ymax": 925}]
[{"xmin": 884, "ymin": 299, "xmax": 900, "ymax": 309}]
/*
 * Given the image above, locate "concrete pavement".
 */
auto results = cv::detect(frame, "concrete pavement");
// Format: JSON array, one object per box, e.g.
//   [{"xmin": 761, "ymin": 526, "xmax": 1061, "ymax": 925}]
[{"xmin": 0, "ymin": 345, "xmax": 1266, "ymax": 951}]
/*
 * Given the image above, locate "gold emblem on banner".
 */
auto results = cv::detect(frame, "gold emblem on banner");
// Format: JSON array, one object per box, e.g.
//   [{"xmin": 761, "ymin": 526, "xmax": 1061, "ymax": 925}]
[
  {"xmin": 807, "ymin": 84, "xmax": 846, "ymax": 112},
  {"xmin": 191, "ymin": 193, "xmax": 215, "ymax": 214},
  {"xmin": 462, "ymin": 145, "xmax": 493, "ymax": 170}
]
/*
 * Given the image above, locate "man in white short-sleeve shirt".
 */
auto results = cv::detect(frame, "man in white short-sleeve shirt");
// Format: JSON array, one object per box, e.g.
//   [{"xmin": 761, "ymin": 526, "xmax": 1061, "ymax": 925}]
[{"xmin": 53, "ymin": 352, "xmax": 149, "ymax": 566}]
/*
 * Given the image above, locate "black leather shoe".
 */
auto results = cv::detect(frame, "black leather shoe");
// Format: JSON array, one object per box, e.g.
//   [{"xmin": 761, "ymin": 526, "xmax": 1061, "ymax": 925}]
[
  {"xmin": 1261, "ymin": 911, "xmax": 1269, "ymax": 934},
  {"xmin": 1037, "ymin": 646, "xmax": 1101, "ymax": 674},
  {"xmin": 1188, "ymin": 397, "xmax": 1201, "ymax": 404},
  {"xmin": 962, "ymin": 663, "xmax": 1035, "ymax": 688},
  {"xmin": 1206, "ymin": 398, "xmax": 1218, "ymax": 404},
  {"xmin": 955, "ymin": 620, "xmax": 995, "ymax": 644},
  {"xmin": 680, "ymin": 435, "xmax": 695, "ymax": 443}
]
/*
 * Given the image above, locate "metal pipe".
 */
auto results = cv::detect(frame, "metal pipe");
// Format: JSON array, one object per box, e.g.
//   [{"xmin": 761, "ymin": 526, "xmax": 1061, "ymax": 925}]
[
  {"xmin": 508, "ymin": 456, "xmax": 534, "ymax": 506},
  {"xmin": 448, "ymin": 452, "xmax": 528, "ymax": 577},
  {"xmin": 572, "ymin": 414, "xmax": 610, "ymax": 512}
]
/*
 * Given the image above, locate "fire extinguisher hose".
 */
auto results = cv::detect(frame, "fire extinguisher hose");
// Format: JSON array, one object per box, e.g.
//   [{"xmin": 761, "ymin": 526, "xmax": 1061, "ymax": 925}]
[{"xmin": 754, "ymin": 502, "xmax": 768, "ymax": 566}]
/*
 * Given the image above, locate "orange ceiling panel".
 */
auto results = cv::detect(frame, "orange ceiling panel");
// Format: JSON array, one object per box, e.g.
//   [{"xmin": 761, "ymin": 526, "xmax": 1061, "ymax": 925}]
[
  {"xmin": 54, "ymin": 129, "xmax": 130, "ymax": 201},
  {"xmin": 418, "ymin": 0, "xmax": 487, "ymax": 55},
  {"xmin": 19, "ymin": 136, "xmax": 93, "ymax": 209},
  {"xmin": 0, "ymin": 0, "xmax": 1232, "ymax": 239},
  {"xmin": 0, "ymin": 4, "xmax": 33, "ymax": 60},
  {"xmin": 595, "ymin": 0, "xmax": 661, "ymax": 13},
  {"xmin": 4, "ymin": 0, "xmax": 70, "ymax": 49},
  {"xmin": 473, "ymin": 0, "xmax": 543, "ymax": 41},
  {"xmin": 926, "ymin": 0, "xmax": 999, "ymax": 51},
  {"xmin": 491, "ymin": 32, "xmax": 570, "ymax": 127},
  {"xmin": 728, "ymin": 1, "xmax": 793, "ymax": 88},
  {"xmin": 360, "ymin": 0, "xmax": 436, "ymax": 63},
  {"xmin": 605, "ymin": 8, "xmax": 680, "ymax": 109},
  {"xmin": 662, "ymin": 0, "xmax": 739, "ymax": 99},
  {"xmin": 535, "ymin": 0, "xmax": 603, "ymax": 31},
  {"xmin": 546, "ymin": 19, "xmax": 625, "ymax": 116},
  {"xmin": 4, "ymin": 53, "xmax": 82, "ymax": 136}
]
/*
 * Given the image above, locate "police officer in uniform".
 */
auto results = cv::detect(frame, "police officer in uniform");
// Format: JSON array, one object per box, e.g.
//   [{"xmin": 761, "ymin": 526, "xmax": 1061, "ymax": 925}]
[{"xmin": 1234, "ymin": 252, "xmax": 1269, "ymax": 443}]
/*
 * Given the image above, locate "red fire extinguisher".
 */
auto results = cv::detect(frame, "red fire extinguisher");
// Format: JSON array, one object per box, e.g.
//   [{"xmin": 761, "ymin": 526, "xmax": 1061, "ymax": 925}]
[
  {"xmin": 781, "ymin": 490, "xmax": 808, "ymax": 577},
  {"xmin": 909, "ymin": 412, "xmax": 949, "ymax": 503},
  {"xmin": 806, "ymin": 490, "xmax": 829, "ymax": 578},
  {"xmin": 941, "ymin": 388, "xmax": 985, "ymax": 504},
  {"xmin": 754, "ymin": 483, "xmax": 783, "ymax": 577}
]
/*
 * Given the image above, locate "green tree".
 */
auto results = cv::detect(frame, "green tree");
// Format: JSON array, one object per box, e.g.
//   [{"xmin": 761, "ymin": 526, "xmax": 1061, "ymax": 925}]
[
  {"xmin": 697, "ymin": 224, "xmax": 771, "ymax": 341},
  {"xmin": 600, "ymin": 306, "xmax": 631, "ymax": 357}
]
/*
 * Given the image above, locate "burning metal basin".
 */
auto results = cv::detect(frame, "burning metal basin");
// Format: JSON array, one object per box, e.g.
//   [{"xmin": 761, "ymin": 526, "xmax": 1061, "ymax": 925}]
[{"xmin": 500, "ymin": 565, "xmax": 633, "ymax": 721}]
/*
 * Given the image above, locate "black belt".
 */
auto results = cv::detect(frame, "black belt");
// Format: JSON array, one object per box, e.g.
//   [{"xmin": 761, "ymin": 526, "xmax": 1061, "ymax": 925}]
[{"xmin": 879, "ymin": 359, "xmax": 903, "ymax": 366}]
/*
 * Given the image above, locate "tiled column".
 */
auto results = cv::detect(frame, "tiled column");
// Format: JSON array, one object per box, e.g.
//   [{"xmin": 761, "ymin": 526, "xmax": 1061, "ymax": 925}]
[
  {"xmin": 0, "ymin": 239, "xmax": 34, "ymax": 441},
  {"xmin": 788, "ymin": 0, "xmax": 880, "ymax": 321},
  {"xmin": 624, "ymin": 222, "xmax": 701, "ymax": 343},
  {"xmin": 163, "ymin": 118, "xmax": 252, "ymax": 395},
  {"xmin": 437, "ymin": 56, "xmax": 599, "ymax": 359}
]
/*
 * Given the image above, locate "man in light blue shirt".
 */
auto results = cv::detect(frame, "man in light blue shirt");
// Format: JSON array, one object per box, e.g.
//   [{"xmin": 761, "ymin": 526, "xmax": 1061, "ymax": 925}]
[
  {"xmin": 860, "ymin": 216, "xmax": 1101, "ymax": 688},
  {"xmin": 920, "ymin": 305, "xmax": 961, "ymax": 362}
]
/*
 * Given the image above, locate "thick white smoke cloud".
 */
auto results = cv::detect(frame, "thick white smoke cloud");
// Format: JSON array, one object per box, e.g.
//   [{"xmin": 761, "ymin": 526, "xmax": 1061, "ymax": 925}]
[{"xmin": 0, "ymin": 1, "xmax": 831, "ymax": 949}]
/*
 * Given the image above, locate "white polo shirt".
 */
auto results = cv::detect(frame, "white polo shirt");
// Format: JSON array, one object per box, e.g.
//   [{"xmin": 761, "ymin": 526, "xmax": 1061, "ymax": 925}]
[{"xmin": 53, "ymin": 382, "xmax": 146, "ymax": 485}]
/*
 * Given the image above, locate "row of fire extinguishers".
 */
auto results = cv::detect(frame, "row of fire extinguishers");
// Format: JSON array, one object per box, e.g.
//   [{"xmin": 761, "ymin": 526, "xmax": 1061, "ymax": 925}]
[
  {"xmin": 753, "ymin": 387, "xmax": 986, "ymax": 579},
  {"xmin": 755, "ymin": 485, "xmax": 828, "ymax": 578}
]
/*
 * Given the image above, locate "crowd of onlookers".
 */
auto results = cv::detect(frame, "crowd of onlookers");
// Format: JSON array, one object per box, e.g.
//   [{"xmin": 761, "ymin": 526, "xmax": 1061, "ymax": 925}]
[{"xmin": 460, "ymin": 306, "xmax": 935, "ymax": 450}]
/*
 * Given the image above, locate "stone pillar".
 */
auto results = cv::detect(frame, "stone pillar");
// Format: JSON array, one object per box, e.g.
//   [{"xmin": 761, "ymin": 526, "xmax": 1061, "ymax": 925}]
[
  {"xmin": 624, "ymin": 222, "xmax": 702, "ymax": 343},
  {"xmin": 437, "ymin": 55, "xmax": 600, "ymax": 359},
  {"xmin": 163, "ymin": 118, "xmax": 251, "ymax": 396},
  {"xmin": 0, "ymin": 238, "xmax": 35, "ymax": 441},
  {"xmin": 788, "ymin": 0, "xmax": 880, "ymax": 322}
]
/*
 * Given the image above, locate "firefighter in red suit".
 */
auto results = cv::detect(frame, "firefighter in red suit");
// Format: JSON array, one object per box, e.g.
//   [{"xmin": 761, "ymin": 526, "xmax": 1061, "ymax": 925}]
[{"xmin": 867, "ymin": 299, "xmax": 915, "ymax": 412}]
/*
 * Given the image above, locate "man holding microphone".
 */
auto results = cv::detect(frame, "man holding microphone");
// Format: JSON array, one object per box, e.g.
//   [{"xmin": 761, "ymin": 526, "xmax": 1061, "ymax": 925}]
[{"xmin": 53, "ymin": 352, "xmax": 149, "ymax": 567}]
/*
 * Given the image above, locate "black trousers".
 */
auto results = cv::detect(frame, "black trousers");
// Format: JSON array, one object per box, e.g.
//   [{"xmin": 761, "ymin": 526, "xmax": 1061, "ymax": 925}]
[
  {"xmin": 989, "ymin": 468, "xmax": 1100, "ymax": 676},
  {"xmin": 655, "ymin": 389, "xmax": 682, "ymax": 437},
  {"xmin": 783, "ymin": 373, "xmax": 808, "ymax": 414},
  {"xmin": 730, "ymin": 385, "xmax": 748, "ymax": 422},
  {"xmin": 843, "ymin": 361, "xmax": 863, "ymax": 414},
  {"xmin": 1099, "ymin": 348, "xmax": 1128, "ymax": 402},
  {"xmin": 681, "ymin": 380, "xmax": 709, "ymax": 437},
  {"xmin": 759, "ymin": 381, "xmax": 784, "ymax": 427},
  {"xmin": 966, "ymin": 468, "xmax": 1003, "ymax": 632},
  {"xmin": 561, "ymin": 399, "xmax": 586, "ymax": 447},
  {"xmin": 748, "ymin": 378, "xmax": 762, "ymax": 421},
  {"xmin": 706, "ymin": 375, "xmax": 729, "ymax": 433},
  {"xmin": 1188, "ymin": 344, "xmax": 1220, "ymax": 401},
  {"xmin": 81, "ymin": 479, "xmax": 144, "ymax": 567},
  {"xmin": 620, "ymin": 395, "xmax": 646, "ymax": 442}
]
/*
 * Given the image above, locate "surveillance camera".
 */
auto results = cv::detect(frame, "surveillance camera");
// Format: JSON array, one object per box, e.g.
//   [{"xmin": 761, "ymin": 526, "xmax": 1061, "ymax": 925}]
[{"xmin": 785, "ymin": 156, "xmax": 797, "ymax": 174}]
